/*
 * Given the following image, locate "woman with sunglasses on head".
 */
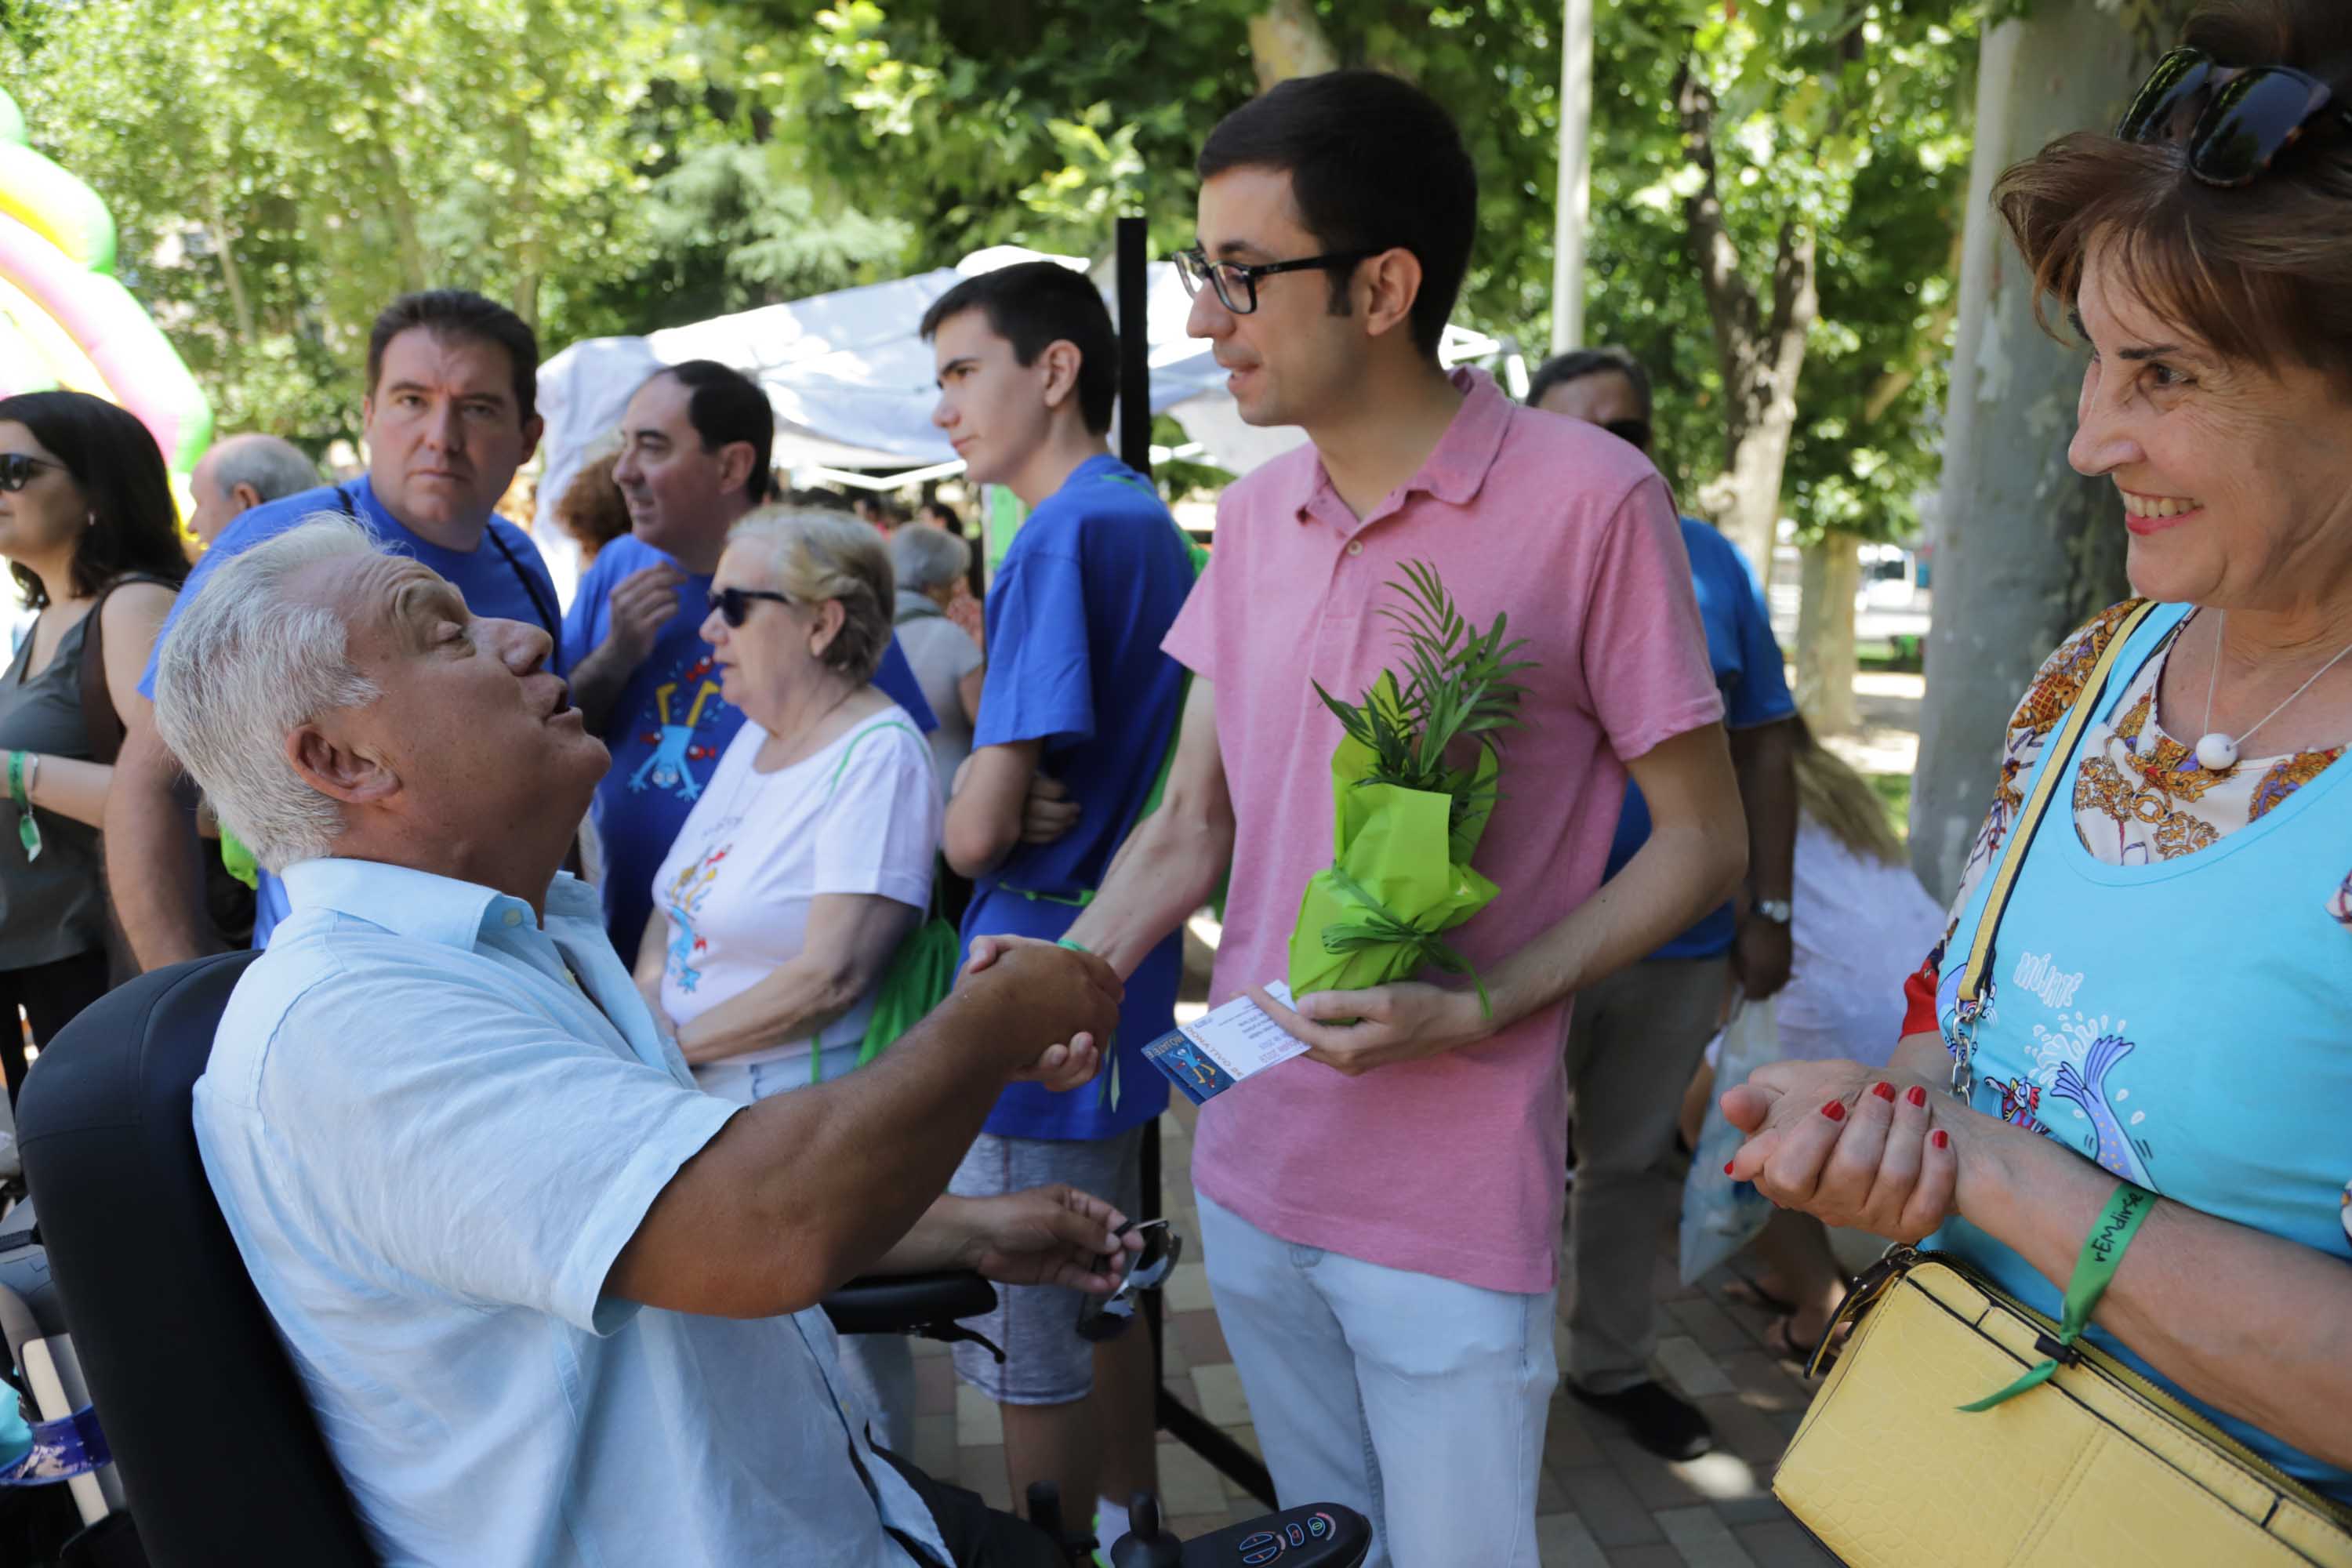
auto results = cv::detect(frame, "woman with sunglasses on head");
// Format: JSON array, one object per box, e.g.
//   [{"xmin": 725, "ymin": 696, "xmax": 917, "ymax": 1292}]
[
  {"xmin": 634, "ymin": 506, "xmax": 940, "ymax": 1446},
  {"xmin": 1725, "ymin": 0, "xmax": 2352, "ymax": 1501},
  {"xmin": 0, "ymin": 392, "xmax": 188, "ymax": 1101}
]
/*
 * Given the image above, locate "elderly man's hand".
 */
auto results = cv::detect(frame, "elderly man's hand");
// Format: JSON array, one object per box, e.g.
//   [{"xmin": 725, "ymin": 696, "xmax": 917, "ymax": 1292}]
[
  {"xmin": 960, "ymin": 935, "xmax": 1122, "ymax": 1090},
  {"xmin": 954, "ymin": 1185, "xmax": 1143, "ymax": 1292}
]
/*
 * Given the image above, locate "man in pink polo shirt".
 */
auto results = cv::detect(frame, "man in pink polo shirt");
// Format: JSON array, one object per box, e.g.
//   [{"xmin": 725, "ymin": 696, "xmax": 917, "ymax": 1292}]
[{"xmin": 1062, "ymin": 72, "xmax": 1746, "ymax": 1566}]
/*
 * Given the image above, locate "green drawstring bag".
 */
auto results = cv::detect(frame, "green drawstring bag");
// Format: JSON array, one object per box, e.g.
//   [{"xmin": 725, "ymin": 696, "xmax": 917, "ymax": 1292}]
[{"xmin": 806, "ymin": 718, "xmax": 963, "ymax": 1082}]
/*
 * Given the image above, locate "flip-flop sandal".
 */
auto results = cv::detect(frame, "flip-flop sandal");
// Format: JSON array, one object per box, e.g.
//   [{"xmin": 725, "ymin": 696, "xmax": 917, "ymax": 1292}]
[{"xmin": 1719, "ymin": 1276, "xmax": 1797, "ymax": 1318}]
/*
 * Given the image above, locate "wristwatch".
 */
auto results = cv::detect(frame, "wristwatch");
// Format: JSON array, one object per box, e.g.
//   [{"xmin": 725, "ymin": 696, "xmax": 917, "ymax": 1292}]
[{"xmin": 1751, "ymin": 898, "xmax": 1793, "ymax": 926}]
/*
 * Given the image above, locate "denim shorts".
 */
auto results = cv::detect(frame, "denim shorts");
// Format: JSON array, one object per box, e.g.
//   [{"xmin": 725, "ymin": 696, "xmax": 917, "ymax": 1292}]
[{"xmin": 945, "ymin": 1127, "xmax": 1145, "ymax": 1404}]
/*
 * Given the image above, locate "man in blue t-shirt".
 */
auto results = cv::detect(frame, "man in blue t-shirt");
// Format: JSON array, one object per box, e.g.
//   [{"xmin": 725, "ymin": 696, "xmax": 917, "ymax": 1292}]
[
  {"xmin": 1530, "ymin": 347, "xmax": 1800, "ymax": 1462},
  {"xmin": 924, "ymin": 262, "xmax": 1192, "ymax": 1548},
  {"xmin": 109, "ymin": 290, "xmax": 566, "ymax": 965},
  {"xmin": 561, "ymin": 360, "xmax": 937, "ymax": 959}
]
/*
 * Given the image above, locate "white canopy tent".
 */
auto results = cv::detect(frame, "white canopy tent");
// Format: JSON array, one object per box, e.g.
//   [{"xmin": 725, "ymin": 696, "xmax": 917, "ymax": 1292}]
[{"xmin": 530, "ymin": 245, "xmax": 1500, "ymax": 602}]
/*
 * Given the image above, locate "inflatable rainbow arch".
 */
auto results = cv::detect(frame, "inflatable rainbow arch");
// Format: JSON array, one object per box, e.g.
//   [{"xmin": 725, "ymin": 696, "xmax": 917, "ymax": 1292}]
[{"xmin": 0, "ymin": 89, "xmax": 212, "ymax": 485}]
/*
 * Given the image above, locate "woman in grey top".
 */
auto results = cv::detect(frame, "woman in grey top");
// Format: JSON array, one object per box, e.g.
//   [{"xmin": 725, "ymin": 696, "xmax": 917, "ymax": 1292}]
[
  {"xmin": 0, "ymin": 392, "xmax": 188, "ymax": 1100},
  {"xmin": 889, "ymin": 521, "xmax": 985, "ymax": 800}
]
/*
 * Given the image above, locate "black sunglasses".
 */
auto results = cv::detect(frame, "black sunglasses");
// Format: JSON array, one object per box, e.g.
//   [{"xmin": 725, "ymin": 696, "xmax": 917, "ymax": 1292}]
[
  {"xmin": 0, "ymin": 453, "xmax": 67, "ymax": 494},
  {"xmin": 1173, "ymin": 245, "xmax": 1385, "ymax": 316},
  {"xmin": 706, "ymin": 586, "xmax": 794, "ymax": 627},
  {"xmin": 2117, "ymin": 46, "xmax": 2352, "ymax": 187},
  {"xmin": 1076, "ymin": 1219, "xmax": 1183, "ymax": 1343}
]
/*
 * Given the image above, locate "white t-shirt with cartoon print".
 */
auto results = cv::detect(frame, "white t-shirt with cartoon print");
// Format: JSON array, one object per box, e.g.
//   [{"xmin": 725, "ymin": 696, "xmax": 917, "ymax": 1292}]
[{"xmin": 650, "ymin": 707, "xmax": 939, "ymax": 1080}]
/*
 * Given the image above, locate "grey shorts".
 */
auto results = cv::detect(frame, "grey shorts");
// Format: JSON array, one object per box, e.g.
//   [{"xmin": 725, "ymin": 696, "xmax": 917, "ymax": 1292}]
[{"xmin": 946, "ymin": 1126, "xmax": 1145, "ymax": 1405}]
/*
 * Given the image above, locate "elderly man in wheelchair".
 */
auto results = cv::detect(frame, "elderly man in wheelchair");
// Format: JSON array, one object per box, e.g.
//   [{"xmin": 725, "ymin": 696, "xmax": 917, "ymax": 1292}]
[{"xmin": 43, "ymin": 517, "xmax": 1363, "ymax": 1568}]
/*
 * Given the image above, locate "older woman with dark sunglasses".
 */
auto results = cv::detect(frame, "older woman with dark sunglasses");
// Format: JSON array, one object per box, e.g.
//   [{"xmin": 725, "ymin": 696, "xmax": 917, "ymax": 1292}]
[
  {"xmin": 633, "ymin": 506, "xmax": 940, "ymax": 1443},
  {"xmin": 0, "ymin": 393, "xmax": 188, "ymax": 1099},
  {"xmin": 1723, "ymin": 0, "xmax": 2352, "ymax": 1501}
]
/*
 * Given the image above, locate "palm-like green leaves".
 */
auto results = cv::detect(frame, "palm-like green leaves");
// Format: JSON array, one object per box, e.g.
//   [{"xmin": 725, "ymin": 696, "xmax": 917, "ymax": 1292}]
[{"xmin": 1312, "ymin": 560, "xmax": 1536, "ymax": 836}]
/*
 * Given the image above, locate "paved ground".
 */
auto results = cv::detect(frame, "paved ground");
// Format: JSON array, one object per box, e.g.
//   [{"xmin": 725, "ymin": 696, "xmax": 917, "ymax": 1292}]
[{"xmin": 916, "ymin": 1097, "xmax": 1836, "ymax": 1566}]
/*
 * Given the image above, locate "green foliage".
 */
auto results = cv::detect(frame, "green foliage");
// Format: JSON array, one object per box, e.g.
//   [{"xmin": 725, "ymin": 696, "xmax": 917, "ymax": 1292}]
[{"xmin": 1312, "ymin": 561, "xmax": 1534, "ymax": 837}]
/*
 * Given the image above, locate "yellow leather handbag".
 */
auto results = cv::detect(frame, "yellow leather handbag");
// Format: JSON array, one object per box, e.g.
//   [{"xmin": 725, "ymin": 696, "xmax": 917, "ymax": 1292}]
[{"xmin": 1772, "ymin": 601, "xmax": 2352, "ymax": 1566}]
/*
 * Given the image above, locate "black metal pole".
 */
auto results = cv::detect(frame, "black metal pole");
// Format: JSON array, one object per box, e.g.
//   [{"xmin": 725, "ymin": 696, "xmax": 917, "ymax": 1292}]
[{"xmin": 1116, "ymin": 215, "xmax": 1152, "ymax": 479}]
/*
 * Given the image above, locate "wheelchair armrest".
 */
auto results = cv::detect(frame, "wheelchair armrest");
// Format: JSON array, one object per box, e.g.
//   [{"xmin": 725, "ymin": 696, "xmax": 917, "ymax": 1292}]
[
  {"xmin": 1172, "ymin": 1503, "xmax": 1370, "ymax": 1566},
  {"xmin": 820, "ymin": 1269, "xmax": 997, "ymax": 1338}
]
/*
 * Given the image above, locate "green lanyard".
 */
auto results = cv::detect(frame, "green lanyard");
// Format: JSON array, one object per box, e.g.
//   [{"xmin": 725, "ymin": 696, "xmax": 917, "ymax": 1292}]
[
  {"xmin": 9, "ymin": 751, "xmax": 39, "ymax": 862},
  {"xmin": 1962, "ymin": 1182, "xmax": 2157, "ymax": 1412}
]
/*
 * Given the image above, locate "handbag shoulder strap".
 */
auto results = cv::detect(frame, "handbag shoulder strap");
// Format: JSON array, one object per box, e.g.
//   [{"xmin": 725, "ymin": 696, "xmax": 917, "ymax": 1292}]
[{"xmin": 1957, "ymin": 600, "xmax": 2161, "ymax": 1011}]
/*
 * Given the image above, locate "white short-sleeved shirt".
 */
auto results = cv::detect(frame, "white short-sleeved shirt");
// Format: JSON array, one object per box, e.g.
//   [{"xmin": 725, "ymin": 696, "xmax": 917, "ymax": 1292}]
[
  {"xmin": 191, "ymin": 858, "xmax": 951, "ymax": 1568},
  {"xmin": 652, "ymin": 708, "xmax": 940, "ymax": 1077}
]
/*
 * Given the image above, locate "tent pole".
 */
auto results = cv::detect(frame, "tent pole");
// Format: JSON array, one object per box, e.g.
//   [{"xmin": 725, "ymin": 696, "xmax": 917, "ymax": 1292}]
[{"xmin": 1116, "ymin": 216, "xmax": 1153, "ymax": 478}]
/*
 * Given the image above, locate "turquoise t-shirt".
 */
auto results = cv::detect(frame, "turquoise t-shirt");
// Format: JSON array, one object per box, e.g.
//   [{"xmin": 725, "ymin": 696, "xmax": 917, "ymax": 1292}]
[{"xmin": 1932, "ymin": 601, "xmax": 2352, "ymax": 1502}]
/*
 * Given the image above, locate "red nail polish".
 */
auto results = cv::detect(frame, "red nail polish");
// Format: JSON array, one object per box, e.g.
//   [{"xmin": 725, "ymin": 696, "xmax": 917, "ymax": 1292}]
[
  {"xmin": 1723, "ymin": 1160, "xmax": 1736, "ymax": 1175},
  {"xmin": 1822, "ymin": 1100, "xmax": 1846, "ymax": 1122},
  {"xmin": 1872, "ymin": 1081, "xmax": 1897, "ymax": 1102},
  {"xmin": 1933, "ymin": 1130, "xmax": 1950, "ymax": 1150},
  {"xmin": 1906, "ymin": 1086, "xmax": 1928, "ymax": 1108}
]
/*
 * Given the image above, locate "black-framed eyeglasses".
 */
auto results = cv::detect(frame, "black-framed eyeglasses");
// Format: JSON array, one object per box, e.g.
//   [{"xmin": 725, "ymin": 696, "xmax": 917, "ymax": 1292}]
[
  {"xmin": 1076, "ymin": 1219, "xmax": 1183, "ymax": 1342},
  {"xmin": 1173, "ymin": 245, "xmax": 1385, "ymax": 316},
  {"xmin": 2117, "ymin": 45, "xmax": 2352, "ymax": 187},
  {"xmin": 707, "ymin": 586, "xmax": 795, "ymax": 628},
  {"xmin": 0, "ymin": 453, "xmax": 66, "ymax": 494}
]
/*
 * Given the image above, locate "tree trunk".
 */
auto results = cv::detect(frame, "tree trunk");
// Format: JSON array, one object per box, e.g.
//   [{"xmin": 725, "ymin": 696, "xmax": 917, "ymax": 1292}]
[
  {"xmin": 1248, "ymin": 0, "xmax": 1338, "ymax": 89},
  {"xmin": 1795, "ymin": 533, "xmax": 1860, "ymax": 734},
  {"xmin": 1910, "ymin": 1, "xmax": 2187, "ymax": 902},
  {"xmin": 1676, "ymin": 67, "xmax": 1817, "ymax": 589},
  {"xmin": 203, "ymin": 183, "xmax": 256, "ymax": 347}
]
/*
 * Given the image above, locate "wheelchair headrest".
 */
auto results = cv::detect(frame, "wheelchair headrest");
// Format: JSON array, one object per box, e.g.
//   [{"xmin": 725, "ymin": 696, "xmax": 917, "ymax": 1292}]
[{"xmin": 17, "ymin": 953, "xmax": 378, "ymax": 1566}]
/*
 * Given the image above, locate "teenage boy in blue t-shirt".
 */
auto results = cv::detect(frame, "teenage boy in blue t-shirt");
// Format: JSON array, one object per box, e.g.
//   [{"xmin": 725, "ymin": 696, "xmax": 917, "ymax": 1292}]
[
  {"xmin": 115, "ymin": 290, "xmax": 565, "ymax": 961},
  {"xmin": 924, "ymin": 262, "xmax": 1193, "ymax": 1552}
]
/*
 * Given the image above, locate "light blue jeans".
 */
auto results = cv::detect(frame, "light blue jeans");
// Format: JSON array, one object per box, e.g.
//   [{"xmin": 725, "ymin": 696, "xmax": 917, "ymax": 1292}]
[
  {"xmin": 1196, "ymin": 1190, "xmax": 1557, "ymax": 1568},
  {"xmin": 699, "ymin": 1051, "xmax": 918, "ymax": 1452}
]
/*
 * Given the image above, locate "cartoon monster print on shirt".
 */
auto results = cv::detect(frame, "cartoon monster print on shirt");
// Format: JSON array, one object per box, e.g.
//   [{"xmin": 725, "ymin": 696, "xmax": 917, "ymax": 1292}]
[
  {"xmin": 631, "ymin": 654, "xmax": 726, "ymax": 800},
  {"xmin": 662, "ymin": 844, "xmax": 728, "ymax": 993}
]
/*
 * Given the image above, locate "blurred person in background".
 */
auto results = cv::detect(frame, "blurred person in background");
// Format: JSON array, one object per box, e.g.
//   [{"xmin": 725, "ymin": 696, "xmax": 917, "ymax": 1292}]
[
  {"xmin": 636, "ymin": 507, "xmax": 942, "ymax": 1449},
  {"xmin": 0, "ymin": 391, "xmax": 187, "ymax": 1098},
  {"xmin": 552, "ymin": 449, "xmax": 633, "ymax": 572},
  {"xmin": 889, "ymin": 523, "xmax": 984, "ymax": 800},
  {"xmin": 1527, "ymin": 345, "xmax": 1798, "ymax": 1460},
  {"xmin": 186, "ymin": 434, "xmax": 319, "ymax": 546},
  {"xmin": 920, "ymin": 496, "xmax": 990, "ymax": 607}
]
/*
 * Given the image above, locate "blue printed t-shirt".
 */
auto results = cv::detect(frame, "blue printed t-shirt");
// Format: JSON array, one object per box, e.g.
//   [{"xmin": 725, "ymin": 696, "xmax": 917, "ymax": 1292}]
[
  {"xmin": 140, "ymin": 475, "xmax": 565, "ymax": 951},
  {"xmin": 1602, "ymin": 517, "xmax": 1795, "ymax": 960},
  {"xmin": 561, "ymin": 532, "xmax": 938, "ymax": 958},
  {"xmin": 963, "ymin": 454, "xmax": 1194, "ymax": 1141}
]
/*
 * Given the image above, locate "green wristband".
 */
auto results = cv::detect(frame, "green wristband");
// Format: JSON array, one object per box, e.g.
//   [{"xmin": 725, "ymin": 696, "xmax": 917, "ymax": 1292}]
[
  {"xmin": 1055, "ymin": 937, "xmax": 1091, "ymax": 954},
  {"xmin": 1962, "ymin": 1181, "xmax": 2155, "ymax": 1412}
]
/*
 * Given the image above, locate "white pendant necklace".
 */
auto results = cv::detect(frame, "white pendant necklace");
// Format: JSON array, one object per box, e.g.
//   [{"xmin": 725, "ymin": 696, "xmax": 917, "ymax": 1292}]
[{"xmin": 2189, "ymin": 609, "xmax": 2352, "ymax": 772}]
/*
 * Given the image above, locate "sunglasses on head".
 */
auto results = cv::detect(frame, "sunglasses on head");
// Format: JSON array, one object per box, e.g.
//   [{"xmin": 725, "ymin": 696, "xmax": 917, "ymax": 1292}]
[
  {"xmin": 0, "ymin": 453, "xmax": 66, "ymax": 494},
  {"xmin": 2117, "ymin": 46, "xmax": 2352, "ymax": 187},
  {"xmin": 706, "ymin": 586, "xmax": 794, "ymax": 627},
  {"xmin": 1076, "ymin": 1219, "xmax": 1183, "ymax": 1343}
]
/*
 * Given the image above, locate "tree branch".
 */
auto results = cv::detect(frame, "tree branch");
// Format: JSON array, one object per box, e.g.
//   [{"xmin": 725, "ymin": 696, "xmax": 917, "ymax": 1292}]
[{"xmin": 1675, "ymin": 57, "xmax": 1760, "ymax": 399}]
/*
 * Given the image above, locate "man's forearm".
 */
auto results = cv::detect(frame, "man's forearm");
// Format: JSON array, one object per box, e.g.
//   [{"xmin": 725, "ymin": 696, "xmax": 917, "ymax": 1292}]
[
  {"xmin": 1484, "ymin": 815, "xmax": 1746, "ymax": 1031},
  {"xmin": 103, "ymin": 720, "xmax": 223, "ymax": 971},
  {"xmin": 1731, "ymin": 717, "xmax": 1798, "ymax": 902},
  {"xmin": 1062, "ymin": 802, "xmax": 1232, "ymax": 979},
  {"xmin": 567, "ymin": 641, "xmax": 638, "ymax": 735}
]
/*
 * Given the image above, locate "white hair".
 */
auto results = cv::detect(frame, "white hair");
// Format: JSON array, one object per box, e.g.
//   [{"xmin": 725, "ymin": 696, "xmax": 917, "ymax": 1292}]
[
  {"xmin": 888, "ymin": 522, "xmax": 971, "ymax": 600},
  {"xmin": 151, "ymin": 516, "xmax": 383, "ymax": 873},
  {"xmin": 209, "ymin": 434, "xmax": 321, "ymax": 506}
]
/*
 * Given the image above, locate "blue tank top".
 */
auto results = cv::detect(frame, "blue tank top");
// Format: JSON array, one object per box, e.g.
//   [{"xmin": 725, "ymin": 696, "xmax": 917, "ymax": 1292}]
[{"xmin": 1932, "ymin": 601, "xmax": 2352, "ymax": 1500}]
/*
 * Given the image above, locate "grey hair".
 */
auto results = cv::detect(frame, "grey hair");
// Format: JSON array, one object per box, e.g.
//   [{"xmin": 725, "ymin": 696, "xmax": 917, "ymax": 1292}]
[
  {"xmin": 727, "ymin": 506, "xmax": 895, "ymax": 683},
  {"xmin": 152, "ymin": 516, "xmax": 384, "ymax": 873},
  {"xmin": 209, "ymin": 434, "xmax": 321, "ymax": 506},
  {"xmin": 888, "ymin": 523, "xmax": 971, "ymax": 601}
]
